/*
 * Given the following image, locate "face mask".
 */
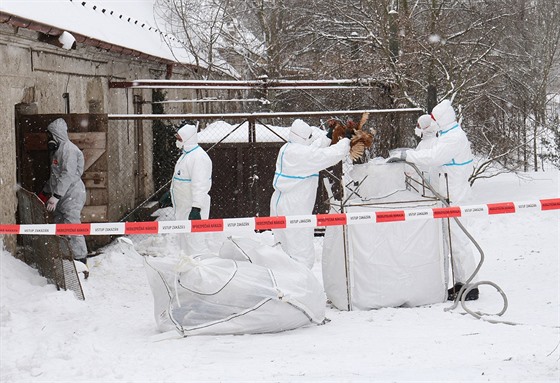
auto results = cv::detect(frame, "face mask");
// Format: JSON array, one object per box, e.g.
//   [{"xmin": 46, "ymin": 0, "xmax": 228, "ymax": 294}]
[
  {"xmin": 414, "ymin": 127, "xmax": 423, "ymax": 138},
  {"xmin": 48, "ymin": 139, "xmax": 59, "ymax": 152},
  {"xmin": 431, "ymin": 118, "xmax": 442, "ymax": 132},
  {"xmin": 175, "ymin": 140, "xmax": 184, "ymax": 149}
]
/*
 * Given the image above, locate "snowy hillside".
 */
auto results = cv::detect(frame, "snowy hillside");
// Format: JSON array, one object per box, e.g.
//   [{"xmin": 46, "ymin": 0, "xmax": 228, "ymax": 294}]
[{"xmin": 1, "ymin": 170, "xmax": 559, "ymax": 382}]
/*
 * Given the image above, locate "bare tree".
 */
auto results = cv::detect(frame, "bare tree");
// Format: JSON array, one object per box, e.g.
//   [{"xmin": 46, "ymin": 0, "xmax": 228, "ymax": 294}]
[
  {"xmin": 313, "ymin": 0, "xmax": 559, "ymax": 177},
  {"xmin": 154, "ymin": 0, "xmax": 560, "ymax": 173},
  {"xmin": 155, "ymin": 0, "xmax": 236, "ymax": 77}
]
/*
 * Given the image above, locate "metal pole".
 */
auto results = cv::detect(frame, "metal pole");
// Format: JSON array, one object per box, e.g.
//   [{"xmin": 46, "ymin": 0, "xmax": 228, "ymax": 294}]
[
  {"xmin": 444, "ymin": 173, "xmax": 456, "ymax": 291},
  {"xmin": 248, "ymin": 117, "xmax": 256, "ymax": 143},
  {"xmin": 109, "ymin": 78, "xmax": 397, "ymax": 89},
  {"xmin": 108, "ymin": 108, "xmax": 423, "ymax": 121},
  {"xmin": 340, "ymin": 165, "xmax": 353, "ymax": 311}
]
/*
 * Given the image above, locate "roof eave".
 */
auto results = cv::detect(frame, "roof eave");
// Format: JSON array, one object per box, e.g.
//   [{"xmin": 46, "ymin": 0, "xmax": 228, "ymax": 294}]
[{"xmin": 0, "ymin": 11, "xmax": 174, "ymax": 65}]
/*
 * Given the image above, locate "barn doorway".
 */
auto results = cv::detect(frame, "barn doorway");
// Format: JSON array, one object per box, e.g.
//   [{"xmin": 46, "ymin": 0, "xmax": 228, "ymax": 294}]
[{"xmin": 14, "ymin": 109, "xmax": 109, "ymax": 250}]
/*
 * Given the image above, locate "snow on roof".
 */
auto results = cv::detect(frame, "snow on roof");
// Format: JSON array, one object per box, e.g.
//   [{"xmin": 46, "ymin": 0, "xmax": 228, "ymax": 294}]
[{"xmin": 0, "ymin": 0, "xmax": 195, "ymax": 64}]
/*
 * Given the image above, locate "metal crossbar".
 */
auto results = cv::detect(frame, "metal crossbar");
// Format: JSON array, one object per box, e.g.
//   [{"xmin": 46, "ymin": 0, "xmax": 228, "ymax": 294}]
[{"xmin": 108, "ymin": 108, "xmax": 422, "ymax": 120}]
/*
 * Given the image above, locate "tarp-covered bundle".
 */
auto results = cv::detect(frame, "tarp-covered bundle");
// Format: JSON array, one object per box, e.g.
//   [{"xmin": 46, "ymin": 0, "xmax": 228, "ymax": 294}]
[
  {"xmin": 323, "ymin": 162, "xmax": 447, "ymax": 310},
  {"xmin": 145, "ymin": 236, "xmax": 326, "ymax": 336}
]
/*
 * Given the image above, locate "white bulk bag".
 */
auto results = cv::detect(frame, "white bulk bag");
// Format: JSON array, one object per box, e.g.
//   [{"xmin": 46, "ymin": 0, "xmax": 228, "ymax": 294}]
[
  {"xmin": 145, "ymin": 236, "xmax": 326, "ymax": 336},
  {"xmin": 324, "ymin": 161, "xmax": 447, "ymax": 310},
  {"xmin": 322, "ymin": 201, "xmax": 447, "ymax": 310}
]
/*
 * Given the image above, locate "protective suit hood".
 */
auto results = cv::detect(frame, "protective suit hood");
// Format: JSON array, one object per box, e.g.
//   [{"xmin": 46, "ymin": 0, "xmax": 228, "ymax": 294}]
[
  {"xmin": 415, "ymin": 114, "xmax": 437, "ymax": 137},
  {"xmin": 289, "ymin": 119, "xmax": 312, "ymax": 145},
  {"xmin": 418, "ymin": 114, "xmax": 432, "ymax": 130},
  {"xmin": 177, "ymin": 124, "xmax": 198, "ymax": 148},
  {"xmin": 431, "ymin": 100, "xmax": 456, "ymax": 130},
  {"xmin": 47, "ymin": 118, "xmax": 70, "ymax": 143}
]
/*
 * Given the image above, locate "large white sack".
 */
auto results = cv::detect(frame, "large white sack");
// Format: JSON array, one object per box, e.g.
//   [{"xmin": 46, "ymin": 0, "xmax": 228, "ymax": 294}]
[
  {"xmin": 145, "ymin": 236, "xmax": 326, "ymax": 336},
  {"xmin": 323, "ymin": 162, "xmax": 447, "ymax": 310},
  {"xmin": 349, "ymin": 161, "xmax": 407, "ymax": 199}
]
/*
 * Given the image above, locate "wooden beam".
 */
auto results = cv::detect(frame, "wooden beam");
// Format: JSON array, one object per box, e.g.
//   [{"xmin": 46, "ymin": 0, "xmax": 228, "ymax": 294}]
[
  {"xmin": 81, "ymin": 205, "xmax": 107, "ymax": 223},
  {"xmin": 81, "ymin": 149, "xmax": 105, "ymax": 172},
  {"xmin": 82, "ymin": 171, "xmax": 107, "ymax": 189},
  {"xmin": 68, "ymin": 132, "xmax": 106, "ymax": 149},
  {"xmin": 24, "ymin": 132, "xmax": 106, "ymax": 150}
]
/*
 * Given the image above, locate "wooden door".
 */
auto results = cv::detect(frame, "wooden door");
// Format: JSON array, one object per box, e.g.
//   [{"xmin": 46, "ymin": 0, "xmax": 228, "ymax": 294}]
[{"xmin": 15, "ymin": 113, "xmax": 108, "ymax": 223}]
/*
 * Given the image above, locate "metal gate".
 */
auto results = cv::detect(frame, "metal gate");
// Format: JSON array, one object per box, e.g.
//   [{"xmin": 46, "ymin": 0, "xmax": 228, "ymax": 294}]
[
  {"xmin": 111, "ymin": 109, "xmax": 421, "ymax": 222},
  {"xmin": 202, "ymin": 142, "xmax": 278, "ymax": 218}
]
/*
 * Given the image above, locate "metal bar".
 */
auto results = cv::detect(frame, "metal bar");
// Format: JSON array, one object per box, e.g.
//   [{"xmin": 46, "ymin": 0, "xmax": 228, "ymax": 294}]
[
  {"xmin": 255, "ymin": 119, "xmax": 288, "ymax": 142},
  {"xmin": 108, "ymin": 108, "xmax": 422, "ymax": 120},
  {"xmin": 205, "ymin": 120, "xmax": 247, "ymax": 152},
  {"xmin": 347, "ymin": 199, "xmax": 439, "ymax": 207},
  {"xmin": 109, "ymin": 78, "xmax": 390, "ymax": 89},
  {"xmin": 114, "ymin": 85, "xmax": 390, "ymax": 90},
  {"xmin": 151, "ymin": 98, "xmax": 265, "ymax": 104},
  {"xmin": 341, "ymin": 175, "xmax": 353, "ymax": 311},
  {"xmin": 248, "ymin": 117, "xmax": 256, "ymax": 143}
]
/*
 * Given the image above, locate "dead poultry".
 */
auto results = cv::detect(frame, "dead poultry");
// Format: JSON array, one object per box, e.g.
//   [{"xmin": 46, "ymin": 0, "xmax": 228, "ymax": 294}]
[{"xmin": 326, "ymin": 112, "xmax": 375, "ymax": 161}]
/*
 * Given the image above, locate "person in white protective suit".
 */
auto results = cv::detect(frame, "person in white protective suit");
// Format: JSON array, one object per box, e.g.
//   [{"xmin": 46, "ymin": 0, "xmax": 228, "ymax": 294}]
[
  {"xmin": 388, "ymin": 100, "xmax": 478, "ymax": 301},
  {"xmin": 415, "ymin": 114, "xmax": 438, "ymax": 150},
  {"xmin": 270, "ymin": 119, "xmax": 351, "ymax": 269},
  {"xmin": 408, "ymin": 114, "xmax": 441, "ymax": 195},
  {"xmin": 41, "ymin": 118, "xmax": 88, "ymax": 266},
  {"xmin": 171, "ymin": 123, "xmax": 213, "ymax": 256}
]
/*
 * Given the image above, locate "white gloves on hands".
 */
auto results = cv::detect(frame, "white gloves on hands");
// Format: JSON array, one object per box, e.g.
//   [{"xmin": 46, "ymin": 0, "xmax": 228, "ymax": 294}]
[
  {"xmin": 46, "ymin": 196, "xmax": 59, "ymax": 212},
  {"xmin": 401, "ymin": 149, "xmax": 410, "ymax": 160},
  {"xmin": 386, "ymin": 149, "xmax": 409, "ymax": 163}
]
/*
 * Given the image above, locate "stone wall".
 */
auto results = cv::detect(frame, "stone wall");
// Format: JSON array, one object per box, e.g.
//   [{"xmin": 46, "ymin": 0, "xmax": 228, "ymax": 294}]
[{"xmin": 0, "ymin": 23, "xmax": 198, "ymax": 253}]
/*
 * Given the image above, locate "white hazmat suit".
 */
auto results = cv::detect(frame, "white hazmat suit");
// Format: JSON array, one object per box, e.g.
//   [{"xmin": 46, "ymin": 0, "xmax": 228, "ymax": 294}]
[
  {"xmin": 171, "ymin": 124, "xmax": 213, "ymax": 256},
  {"xmin": 42, "ymin": 118, "xmax": 87, "ymax": 262},
  {"xmin": 410, "ymin": 114, "xmax": 440, "ymax": 195},
  {"xmin": 415, "ymin": 114, "xmax": 438, "ymax": 150},
  {"xmin": 270, "ymin": 119, "xmax": 350, "ymax": 269},
  {"xmin": 404, "ymin": 100, "xmax": 476, "ymax": 285}
]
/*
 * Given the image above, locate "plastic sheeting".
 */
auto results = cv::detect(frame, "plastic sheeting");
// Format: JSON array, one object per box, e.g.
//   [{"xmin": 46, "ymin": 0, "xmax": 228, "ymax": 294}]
[
  {"xmin": 145, "ymin": 236, "xmax": 326, "ymax": 336},
  {"xmin": 349, "ymin": 160, "xmax": 408, "ymax": 200},
  {"xmin": 323, "ymin": 162, "xmax": 447, "ymax": 310}
]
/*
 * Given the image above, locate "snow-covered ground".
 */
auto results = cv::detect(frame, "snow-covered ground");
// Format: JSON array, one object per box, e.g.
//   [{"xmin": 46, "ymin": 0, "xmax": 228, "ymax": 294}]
[{"xmin": 1, "ymin": 170, "xmax": 559, "ymax": 382}]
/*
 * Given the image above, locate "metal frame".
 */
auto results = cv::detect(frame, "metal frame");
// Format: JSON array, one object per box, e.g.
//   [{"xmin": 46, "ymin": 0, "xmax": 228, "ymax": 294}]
[
  {"xmin": 109, "ymin": 78, "xmax": 397, "ymax": 90},
  {"xmin": 326, "ymin": 168, "xmax": 443, "ymax": 311},
  {"xmin": 107, "ymin": 108, "xmax": 422, "ymax": 121}
]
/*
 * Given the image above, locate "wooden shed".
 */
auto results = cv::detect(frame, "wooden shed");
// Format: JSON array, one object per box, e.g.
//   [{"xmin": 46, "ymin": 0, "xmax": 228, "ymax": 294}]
[{"xmin": 0, "ymin": 2, "xmax": 210, "ymax": 253}]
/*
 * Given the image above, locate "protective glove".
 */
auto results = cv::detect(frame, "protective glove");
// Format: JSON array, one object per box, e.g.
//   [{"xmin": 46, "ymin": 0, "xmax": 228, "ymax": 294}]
[
  {"xmin": 326, "ymin": 126, "xmax": 334, "ymax": 140},
  {"xmin": 188, "ymin": 207, "xmax": 202, "ymax": 220},
  {"xmin": 158, "ymin": 190, "xmax": 173, "ymax": 208},
  {"xmin": 386, "ymin": 149, "xmax": 409, "ymax": 163},
  {"xmin": 46, "ymin": 196, "xmax": 59, "ymax": 212},
  {"xmin": 36, "ymin": 191, "xmax": 50, "ymax": 204}
]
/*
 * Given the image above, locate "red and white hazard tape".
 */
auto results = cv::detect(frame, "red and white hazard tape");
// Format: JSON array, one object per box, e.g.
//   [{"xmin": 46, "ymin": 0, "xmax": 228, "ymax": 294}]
[{"xmin": 1, "ymin": 198, "xmax": 558, "ymax": 236}]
